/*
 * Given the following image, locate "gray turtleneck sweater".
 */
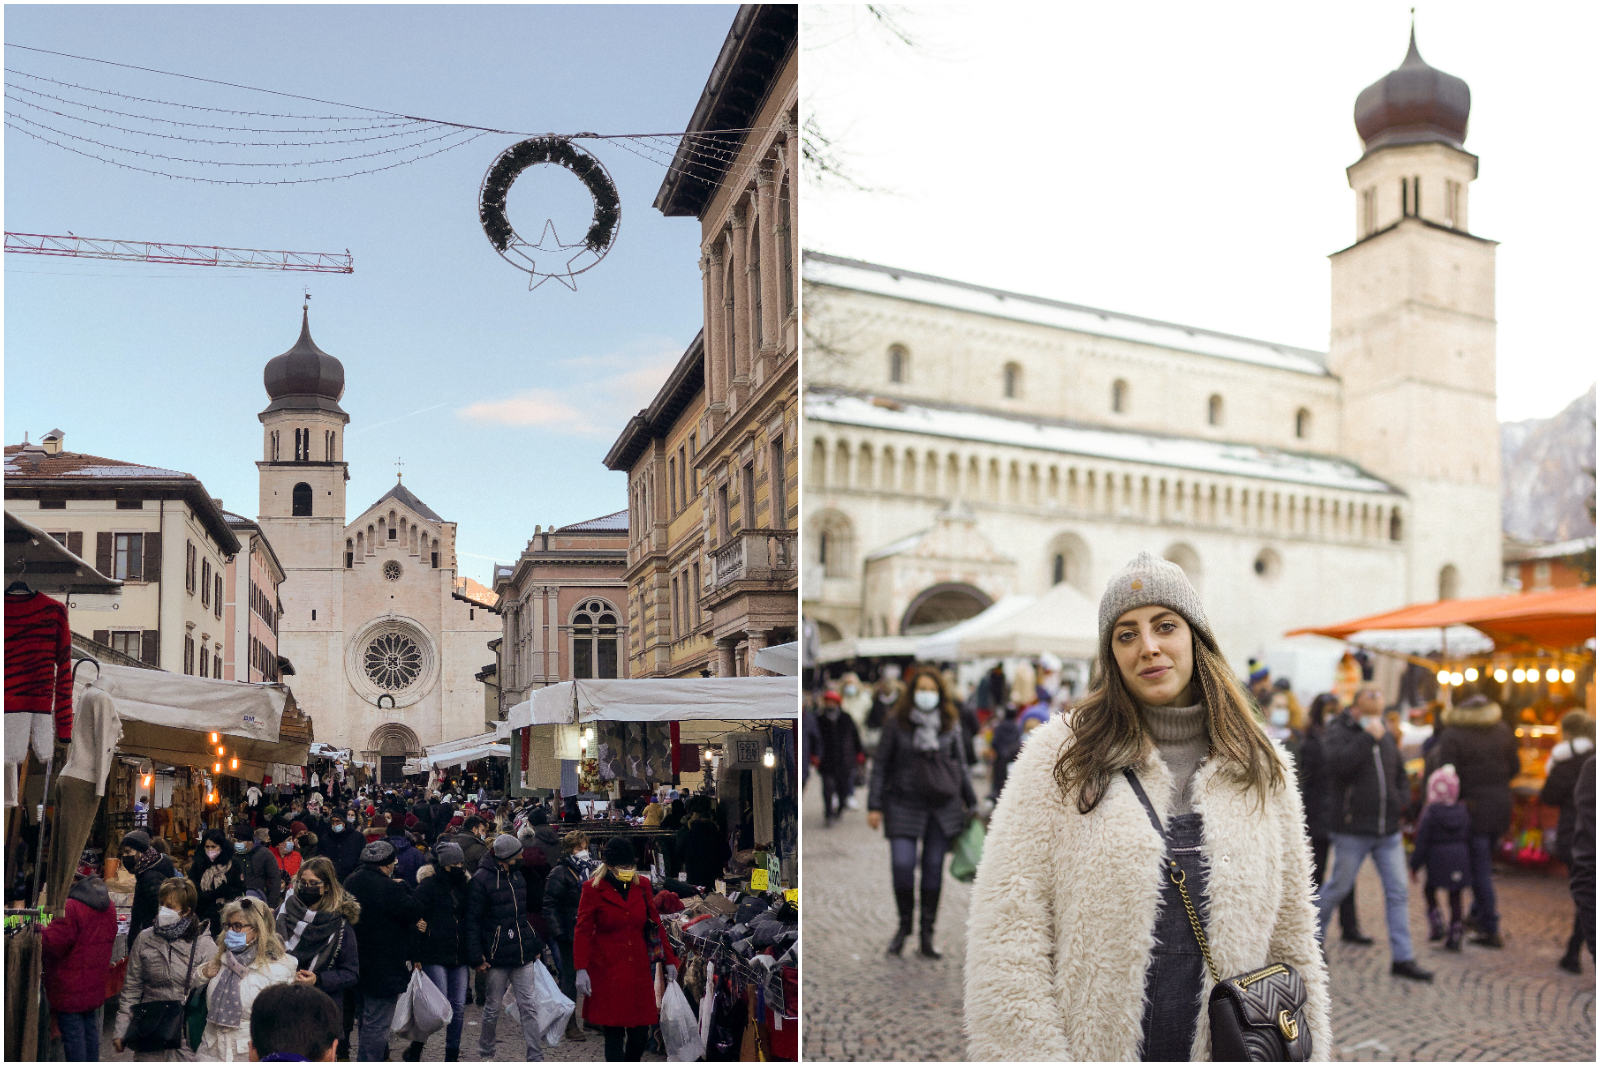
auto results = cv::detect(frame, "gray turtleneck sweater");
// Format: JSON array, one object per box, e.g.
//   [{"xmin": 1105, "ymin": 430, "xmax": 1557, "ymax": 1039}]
[{"xmin": 1140, "ymin": 701, "xmax": 1209, "ymax": 815}]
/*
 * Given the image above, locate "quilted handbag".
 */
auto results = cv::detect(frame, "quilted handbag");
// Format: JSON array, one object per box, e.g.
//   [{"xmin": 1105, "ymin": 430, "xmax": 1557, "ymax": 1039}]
[{"xmin": 1123, "ymin": 769, "xmax": 1312, "ymax": 1061}]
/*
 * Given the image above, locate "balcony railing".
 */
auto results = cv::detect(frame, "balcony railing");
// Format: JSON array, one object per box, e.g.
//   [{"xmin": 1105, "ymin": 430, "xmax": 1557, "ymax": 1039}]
[{"xmin": 711, "ymin": 529, "xmax": 797, "ymax": 589}]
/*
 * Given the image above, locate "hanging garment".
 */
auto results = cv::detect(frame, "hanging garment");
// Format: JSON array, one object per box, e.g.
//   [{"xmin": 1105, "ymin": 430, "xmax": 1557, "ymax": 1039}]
[
  {"xmin": 60, "ymin": 682, "xmax": 120, "ymax": 797},
  {"xmin": 246, "ymin": 786, "xmax": 261, "ymax": 807},
  {"xmin": 559, "ymin": 759, "xmax": 579, "ymax": 798},
  {"xmin": 5, "ymin": 591, "xmax": 74, "ymax": 743}
]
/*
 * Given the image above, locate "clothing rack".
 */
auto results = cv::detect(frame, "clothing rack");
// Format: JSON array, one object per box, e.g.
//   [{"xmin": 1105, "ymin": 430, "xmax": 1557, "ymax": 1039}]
[{"xmin": 667, "ymin": 918, "xmax": 791, "ymax": 1016}]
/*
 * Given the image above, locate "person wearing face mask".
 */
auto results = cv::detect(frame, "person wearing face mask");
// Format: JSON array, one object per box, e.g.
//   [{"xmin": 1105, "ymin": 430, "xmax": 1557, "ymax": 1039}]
[
  {"xmin": 274, "ymin": 856, "xmax": 361, "ymax": 1049},
  {"xmin": 867, "ymin": 666, "xmax": 976, "ymax": 958},
  {"xmin": 817, "ymin": 690, "xmax": 863, "ymax": 825},
  {"xmin": 573, "ymin": 837, "xmax": 679, "ymax": 1062},
  {"xmin": 1321, "ymin": 686, "xmax": 1433, "ymax": 980},
  {"xmin": 466, "ymin": 834, "xmax": 551, "ymax": 1062},
  {"xmin": 404, "ymin": 843, "xmax": 472, "ymax": 1061},
  {"xmin": 342, "ymin": 838, "xmax": 423, "ymax": 1062},
  {"xmin": 838, "ymin": 672, "xmax": 873, "ymax": 809},
  {"xmin": 114, "ymin": 878, "xmax": 218, "ymax": 1060},
  {"xmin": 270, "ymin": 824, "xmax": 303, "ymax": 879},
  {"xmin": 191, "ymin": 829, "xmax": 246, "ymax": 938},
  {"xmin": 120, "ymin": 829, "xmax": 178, "ymax": 945},
  {"xmin": 543, "ymin": 831, "xmax": 597, "ymax": 1039},
  {"xmin": 236, "ymin": 823, "xmax": 284, "ymax": 908},
  {"xmin": 322, "ymin": 809, "xmax": 365, "ymax": 882},
  {"xmin": 965, "ymin": 553, "xmax": 1333, "ymax": 1059},
  {"xmin": 42, "ymin": 874, "xmax": 116, "ymax": 1061},
  {"xmin": 196, "ymin": 896, "xmax": 297, "ymax": 1061}
]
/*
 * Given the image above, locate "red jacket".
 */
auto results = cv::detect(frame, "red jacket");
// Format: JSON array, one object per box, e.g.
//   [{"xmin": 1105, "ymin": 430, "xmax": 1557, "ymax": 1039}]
[
  {"xmin": 41, "ymin": 879, "xmax": 117, "ymax": 1013},
  {"xmin": 573, "ymin": 874, "xmax": 678, "ymax": 1028}
]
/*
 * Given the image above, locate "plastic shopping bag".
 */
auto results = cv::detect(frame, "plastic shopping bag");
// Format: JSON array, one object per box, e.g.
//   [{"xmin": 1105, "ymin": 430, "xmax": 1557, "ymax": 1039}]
[
  {"xmin": 949, "ymin": 816, "xmax": 986, "ymax": 884},
  {"xmin": 660, "ymin": 979, "xmax": 704, "ymax": 1062},
  {"xmin": 530, "ymin": 959, "xmax": 575, "ymax": 1047},
  {"xmin": 393, "ymin": 968, "xmax": 450, "ymax": 1043}
]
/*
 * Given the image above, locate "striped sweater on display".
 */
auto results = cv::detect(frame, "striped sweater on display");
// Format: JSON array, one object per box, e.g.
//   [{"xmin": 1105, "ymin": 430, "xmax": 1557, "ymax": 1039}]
[{"xmin": 4, "ymin": 592, "xmax": 74, "ymax": 740}]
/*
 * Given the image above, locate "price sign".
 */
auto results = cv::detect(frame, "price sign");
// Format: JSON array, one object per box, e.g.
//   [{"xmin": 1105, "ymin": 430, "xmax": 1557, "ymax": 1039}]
[
  {"xmin": 726, "ymin": 732, "xmax": 768, "ymax": 769},
  {"xmin": 785, "ymin": 888, "xmax": 798, "ymax": 904},
  {"xmin": 749, "ymin": 868, "xmax": 769, "ymax": 891}
]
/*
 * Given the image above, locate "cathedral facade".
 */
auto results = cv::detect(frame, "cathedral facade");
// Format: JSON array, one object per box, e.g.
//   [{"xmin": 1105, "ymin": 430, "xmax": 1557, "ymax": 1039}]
[
  {"xmin": 255, "ymin": 311, "xmax": 499, "ymax": 780},
  {"xmin": 802, "ymin": 31, "xmax": 1501, "ymax": 680}
]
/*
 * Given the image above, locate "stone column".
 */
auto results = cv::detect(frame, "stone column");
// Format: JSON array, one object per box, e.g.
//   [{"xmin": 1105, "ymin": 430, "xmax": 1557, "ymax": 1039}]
[
  {"xmin": 746, "ymin": 627, "xmax": 770, "ymax": 676},
  {"xmin": 728, "ymin": 204, "xmax": 750, "ymax": 408},
  {"xmin": 705, "ymin": 245, "xmax": 728, "ymax": 421},
  {"xmin": 756, "ymin": 163, "xmax": 780, "ymax": 357},
  {"xmin": 716, "ymin": 638, "xmax": 737, "ymax": 679}
]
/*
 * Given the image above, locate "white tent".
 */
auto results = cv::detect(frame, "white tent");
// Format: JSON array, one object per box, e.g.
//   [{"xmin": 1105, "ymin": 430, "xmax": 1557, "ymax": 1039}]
[
  {"xmin": 752, "ymin": 641, "xmax": 799, "ymax": 676},
  {"xmin": 423, "ymin": 730, "xmax": 510, "ymax": 769},
  {"xmin": 815, "ymin": 635, "xmax": 920, "ymax": 664},
  {"xmin": 914, "ymin": 594, "xmax": 1037, "ymax": 662},
  {"xmin": 506, "ymin": 676, "xmax": 797, "ymax": 729},
  {"xmin": 957, "ymin": 581, "xmax": 1101, "ymax": 659}
]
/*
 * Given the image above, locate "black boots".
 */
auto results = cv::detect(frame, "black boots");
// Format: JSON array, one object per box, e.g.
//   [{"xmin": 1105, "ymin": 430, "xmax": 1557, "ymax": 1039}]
[
  {"xmin": 1427, "ymin": 907, "xmax": 1446, "ymax": 942},
  {"xmin": 402, "ymin": 1042, "xmax": 424, "ymax": 1062},
  {"xmin": 444, "ymin": 1049, "xmax": 460, "ymax": 1062},
  {"xmin": 887, "ymin": 887, "xmax": 915, "ymax": 955},
  {"xmin": 919, "ymin": 887, "xmax": 942, "ymax": 959},
  {"xmin": 1445, "ymin": 920, "xmax": 1463, "ymax": 951}
]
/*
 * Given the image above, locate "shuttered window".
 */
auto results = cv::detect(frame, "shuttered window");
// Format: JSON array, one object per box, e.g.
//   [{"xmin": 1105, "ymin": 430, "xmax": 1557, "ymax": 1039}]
[
  {"xmin": 142, "ymin": 631, "xmax": 160, "ymax": 667},
  {"xmin": 214, "ymin": 574, "xmax": 223, "ymax": 619},
  {"xmin": 201, "ymin": 560, "xmax": 211, "ymax": 607}
]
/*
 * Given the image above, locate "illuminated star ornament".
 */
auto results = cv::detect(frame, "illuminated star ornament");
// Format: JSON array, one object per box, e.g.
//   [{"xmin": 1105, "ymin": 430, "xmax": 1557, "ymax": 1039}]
[{"xmin": 477, "ymin": 136, "xmax": 621, "ymax": 291}]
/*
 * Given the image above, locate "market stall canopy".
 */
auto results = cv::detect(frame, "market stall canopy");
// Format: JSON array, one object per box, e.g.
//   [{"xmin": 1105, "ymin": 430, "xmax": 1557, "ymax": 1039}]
[
  {"xmin": 815, "ymin": 635, "xmax": 920, "ymax": 664},
  {"xmin": 914, "ymin": 595, "xmax": 1036, "ymax": 662},
  {"xmin": 1286, "ymin": 587, "xmax": 1596, "ymax": 651},
  {"xmin": 753, "ymin": 641, "xmax": 799, "ymax": 676},
  {"xmin": 424, "ymin": 730, "xmax": 509, "ymax": 769},
  {"xmin": 950, "ymin": 582, "xmax": 1101, "ymax": 660},
  {"xmin": 5, "ymin": 508, "xmax": 122, "ymax": 595},
  {"xmin": 507, "ymin": 676, "xmax": 798, "ymax": 728},
  {"xmin": 73, "ymin": 662, "xmax": 308, "ymax": 782}
]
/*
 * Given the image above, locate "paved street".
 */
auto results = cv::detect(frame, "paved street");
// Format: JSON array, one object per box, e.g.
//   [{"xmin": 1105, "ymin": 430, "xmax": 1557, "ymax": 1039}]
[{"xmin": 801, "ymin": 766, "xmax": 1596, "ymax": 1061}]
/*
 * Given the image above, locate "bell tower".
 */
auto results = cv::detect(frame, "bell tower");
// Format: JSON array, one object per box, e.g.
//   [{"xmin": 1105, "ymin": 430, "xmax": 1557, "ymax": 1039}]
[{"xmin": 1328, "ymin": 26, "xmax": 1501, "ymax": 603}]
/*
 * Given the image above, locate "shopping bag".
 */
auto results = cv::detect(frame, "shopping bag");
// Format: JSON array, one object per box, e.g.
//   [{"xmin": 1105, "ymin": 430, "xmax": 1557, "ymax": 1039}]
[
  {"xmin": 390, "ymin": 970, "xmax": 415, "ymax": 1036},
  {"xmin": 949, "ymin": 817, "xmax": 986, "ymax": 883},
  {"xmin": 530, "ymin": 958, "xmax": 575, "ymax": 1046},
  {"xmin": 409, "ymin": 967, "xmax": 454, "ymax": 1038},
  {"xmin": 660, "ymin": 979, "xmax": 704, "ymax": 1062}
]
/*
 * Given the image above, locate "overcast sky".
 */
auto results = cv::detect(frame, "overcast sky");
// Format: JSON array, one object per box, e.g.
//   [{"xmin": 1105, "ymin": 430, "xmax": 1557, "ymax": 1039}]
[
  {"xmin": 5, "ymin": 4, "xmax": 735, "ymax": 586},
  {"xmin": 803, "ymin": 2, "xmax": 1598, "ymax": 425}
]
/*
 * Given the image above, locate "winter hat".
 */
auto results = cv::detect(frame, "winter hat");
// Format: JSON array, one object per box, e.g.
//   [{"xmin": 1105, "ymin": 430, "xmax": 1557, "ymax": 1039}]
[
  {"xmin": 231, "ymin": 822, "xmax": 255, "ymax": 842},
  {"xmin": 529, "ymin": 808, "xmax": 549, "ymax": 826},
  {"xmin": 446, "ymin": 815, "xmax": 464, "ymax": 831},
  {"xmin": 1248, "ymin": 659, "xmax": 1270, "ymax": 685},
  {"xmin": 1426, "ymin": 764, "xmax": 1461, "ymax": 806},
  {"xmin": 386, "ymin": 820, "xmax": 406, "ymax": 837},
  {"xmin": 603, "ymin": 836, "xmax": 637, "ymax": 867},
  {"xmin": 820, "ymin": 690, "xmax": 842, "ymax": 705},
  {"xmin": 434, "ymin": 842, "xmax": 465, "ymax": 866},
  {"xmin": 268, "ymin": 825, "xmax": 291, "ymax": 846},
  {"xmin": 289, "ymin": 821, "xmax": 307, "ymax": 835},
  {"xmin": 1097, "ymin": 552, "xmax": 1213, "ymax": 650},
  {"xmin": 120, "ymin": 830, "xmax": 151, "ymax": 853},
  {"xmin": 491, "ymin": 833, "xmax": 522, "ymax": 860},
  {"xmin": 360, "ymin": 839, "xmax": 397, "ymax": 865}
]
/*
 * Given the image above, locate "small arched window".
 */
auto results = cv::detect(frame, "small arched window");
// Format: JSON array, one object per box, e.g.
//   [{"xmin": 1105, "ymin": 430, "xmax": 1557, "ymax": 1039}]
[
  {"xmin": 889, "ymin": 345, "xmax": 908, "ymax": 384},
  {"xmin": 1052, "ymin": 553, "xmax": 1065, "ymax": 585},
  {"xmin": 291, "ymin": 482, "xmax": 313, "ymax": 517},
  {"xmin": 572, "ymin": 600, "xmax": 619, "ymax": 679},
  {"xmin": 1295, "ymin": 407, "xmax": 1312, "ymax": 440},
  {"xmin": 1208, "ymin": 394, "xmax": 1224, "ymax": 426},
  {"xmin": 1112, "ymin": 379, "xmax": 1129, "ymax": 414},
  {"xmin": 345, "ymin": 538, "xmax": 355, "ymax": 569},
  {"xmin": 1439, "ymin": 564, "xmax": 1460, "ymax": 601},
  {"xmin": 1003, "ymin": 362, "xmax": 1021, "ymax": 399},
  {"xmin": 1389, "ymin": 510, "xmax": 1403, "ymax": 542}
]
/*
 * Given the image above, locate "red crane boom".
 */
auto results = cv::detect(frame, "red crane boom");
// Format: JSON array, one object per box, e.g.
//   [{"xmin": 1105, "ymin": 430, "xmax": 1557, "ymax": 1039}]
[{"xmin": 4, "ymin": 232, "xmax": 353, "ymax": 273}]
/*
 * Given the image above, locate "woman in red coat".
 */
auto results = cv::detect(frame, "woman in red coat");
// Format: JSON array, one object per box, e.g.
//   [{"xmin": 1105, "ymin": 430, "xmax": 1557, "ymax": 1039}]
[
  {"xmin": 41, "ymin": 874, "xmax": 117, "ymax": 1061},
  {"xmin": 573, "ymin": 836, "xmax": 679, "ymax": 1062}
]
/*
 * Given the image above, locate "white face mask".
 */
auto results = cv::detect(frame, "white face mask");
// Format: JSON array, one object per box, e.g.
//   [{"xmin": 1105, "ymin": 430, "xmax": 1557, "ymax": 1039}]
[
  {"xmin": 1270, "ymin": 709, "xmax": 1290, "ymax": 727},
  {"xmin": 913, "ymin": 690, "xmax": 941, "ymax": 711},
  {"xmin": 842, "ymin": 684, "xmax": 859, "ymax": 697},
  {"xmin": 156, "ymin": 906, "xmax": 180, "ymax": 927},
  {"xmin": 574, "ymin": 850, "xmax": 590, "ymax": 862}
]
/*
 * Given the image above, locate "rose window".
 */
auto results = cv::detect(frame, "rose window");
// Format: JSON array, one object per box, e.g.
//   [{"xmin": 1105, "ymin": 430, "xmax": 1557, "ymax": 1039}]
[
  {"xmin": 383, "ymin": 560, "xmax": 402, "ymax": 582},
  {"xmin": 364, "ymin": 632, "xmax": 422, "ymax": 691}
]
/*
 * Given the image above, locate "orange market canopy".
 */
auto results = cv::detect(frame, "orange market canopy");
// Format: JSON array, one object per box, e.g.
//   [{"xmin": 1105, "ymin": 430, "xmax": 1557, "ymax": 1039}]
[{"xmin": 1286, "ymin": 587, "xmax": 1596, "ymax": 651}]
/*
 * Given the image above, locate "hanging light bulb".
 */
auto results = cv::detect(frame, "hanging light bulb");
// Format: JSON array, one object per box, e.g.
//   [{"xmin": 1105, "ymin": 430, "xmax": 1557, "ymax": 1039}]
[
  {"xmin": 1450, "ymin": 672, "xmax": 1464, "ymax": 686},
  {"xmin": 762, "ymin": 746, "xmax": 776, "ymax": 769},
  {"xmin": 138, "ymin": 757, "xmax": 153, "ymax": 789},
  {"xmin": 1512, "ymin": 668, "xmax": 1526, "ymax": 683},
  {"xmin": 1465, "ymin": 667, "xmax": 1479, "ymax": 682},
  {"xmin": 210, "ymin": 732, "xmax": 219, "ymax": 744},
  {"xmin": 1546, "ymin": 667, "xmax": 1560, "ymax": 683},
  {"xmin": 703, "ymin": 747, "xmax": 714, "ymax": 763},
  {"xmin": 1436, "ymin": 669, "xmax": 1451, "ymax": 685},
  {"xmin": 230, "ymin": 757, "xmax": 238, "ymax": 770},
  {"xmin": 214, "ymin": 761, "xmax": 222, "ymax": 774},
  {"xmin": 1493, "ymin": 668, "xmax": 1508, "ymax": 683},
  {"xmin": 1562, "ymin": 668, "xmax": 1576, "ymax": 684}
]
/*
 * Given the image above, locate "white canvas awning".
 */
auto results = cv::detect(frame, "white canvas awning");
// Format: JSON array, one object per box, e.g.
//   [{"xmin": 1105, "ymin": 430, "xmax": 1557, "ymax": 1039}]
[
  {"xmin": 957, "ymin": 581, "xmax": 1101, "ymax": 659},
  {"xmin": 814, "ymin": 635, "xmax": 921, "ymax": 664},
  {"xmin": 424, "ymin": 730, "xmax": 510, "ymax": 768},
  {"xmin": 752, "ymin": 641, "xmax": 799, "ymax": 676},
  {"xmin": 506, "ymin": 676, "xmax": 797, "ymax": 729},
  {"xmin": 914, "ymin": 595, "xmax": 1036, "ymax": 662}
]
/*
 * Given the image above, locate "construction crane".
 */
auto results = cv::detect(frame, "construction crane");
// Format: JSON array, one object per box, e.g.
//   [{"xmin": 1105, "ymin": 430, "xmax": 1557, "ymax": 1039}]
[{"xmin": 4, "ymin": 232, "xmax": 353, "ymax": 273}]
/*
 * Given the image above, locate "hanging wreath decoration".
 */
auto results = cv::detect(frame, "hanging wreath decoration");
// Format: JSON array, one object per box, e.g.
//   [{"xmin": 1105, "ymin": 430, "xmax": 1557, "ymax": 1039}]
[{"xmin": 478, "ymin": 136, "xmax": 620, "ymax": 290}]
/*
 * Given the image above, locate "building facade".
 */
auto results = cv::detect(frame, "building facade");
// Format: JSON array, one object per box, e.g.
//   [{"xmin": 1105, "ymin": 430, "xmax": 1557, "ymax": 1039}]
[
  {"xmin": 221, "ymin": 512, "xmax": 286, "ymax": 682},
  {"xmin": 802, "ymin": 31, "xmax": 1501, "ymax": 674},
  {"xmin": 639, "ymin": 3, "xmax": 799, "ymax": 677},
  {"xmin": 253, "ymin": 310, "xmax": 499, "ymax": 780},
  {"xmin": 5, "ymin": 429, "xmax": 241, "ymax": 675}
]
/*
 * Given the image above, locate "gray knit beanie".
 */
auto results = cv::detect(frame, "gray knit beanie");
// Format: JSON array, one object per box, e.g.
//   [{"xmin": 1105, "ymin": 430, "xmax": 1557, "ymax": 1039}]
[{"xmin": 1097, "ymin": 552, "xmax": 1213, "ymax": 649}]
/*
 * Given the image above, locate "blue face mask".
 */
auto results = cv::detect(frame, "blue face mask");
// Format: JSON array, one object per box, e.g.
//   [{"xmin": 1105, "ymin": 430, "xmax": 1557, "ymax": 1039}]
[
  {"xmin": 234, "ymin": 841, "xmax": 250, "ymax": 853},
  {"xmin": 224, "ymin": 929, "xmax": 249, "ymax": 952}
]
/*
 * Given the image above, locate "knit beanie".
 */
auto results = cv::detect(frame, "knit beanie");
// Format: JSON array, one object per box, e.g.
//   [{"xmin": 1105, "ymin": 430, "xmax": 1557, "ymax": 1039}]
[
  {"xmin": 434, "ymin": 842, "xmax": 465, "ymax": 866},
  {"xmin": 491, "ymin": 833, "xmax": 523, "ymax": 860},
  {"xmin": 120, "ymin": 830, "xmax": 151, "ymax": 853},
  {"xmin": 360, "ymin": 839, "xmax": 397, "ymax": 865},
  {"xmin": 603, "ymin": 836, "xmax": 637, "ymax": 867},
  {"xmin": 231, "ymin": 821, "xmax": 254, "ymax": 842},
  {"xmin": 1097, "ymin": 552, "xmax": 1213, "ymax": 650},
  {"xmin": 1426, "ymin": 764, "xmax": 1461, "ymax": 806}
]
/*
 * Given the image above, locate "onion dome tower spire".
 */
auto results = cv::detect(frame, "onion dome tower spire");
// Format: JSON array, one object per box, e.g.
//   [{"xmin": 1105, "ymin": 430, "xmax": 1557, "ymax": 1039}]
[
  {"xmin": 1352, "ymin": 21, "xmax": 1471, "ymax": 154},
  {"xmin": 262, "ymin": 303, "xmax": 346, "ymax": 415}
]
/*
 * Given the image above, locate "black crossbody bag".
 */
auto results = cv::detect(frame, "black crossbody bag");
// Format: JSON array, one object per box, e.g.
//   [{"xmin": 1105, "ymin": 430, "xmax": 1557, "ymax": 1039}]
[
  {"xmin": 125, "ymin": 935, "xmax": 199, "ymax": 1053},
  {"xmin": 1123, "ymin": 769, "xmax": 1312, "ymax": 1062}
]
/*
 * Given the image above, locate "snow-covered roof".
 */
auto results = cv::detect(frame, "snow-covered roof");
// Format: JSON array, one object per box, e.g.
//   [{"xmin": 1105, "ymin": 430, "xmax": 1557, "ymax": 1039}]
[
  {"xmin": 804, "ymin": 252, "xmax": 1330, "ymax": 377},
  {"xmin": 863, "ymin": 528, "xmax": 928, "ymax": 562},
  {"xmin": 808, "ymin": 391, "xmax": 1401, "ymax": 496}
]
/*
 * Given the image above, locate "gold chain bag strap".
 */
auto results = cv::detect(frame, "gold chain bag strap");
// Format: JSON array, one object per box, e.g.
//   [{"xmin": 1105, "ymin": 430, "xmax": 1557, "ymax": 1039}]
[{"xmin": 1123, "ymin": 769, "xmax": 1311, "ymax": 1062}]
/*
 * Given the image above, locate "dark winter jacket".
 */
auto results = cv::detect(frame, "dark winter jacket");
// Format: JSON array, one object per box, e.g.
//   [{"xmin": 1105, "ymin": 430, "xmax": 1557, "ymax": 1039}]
[
  {"xmin": 412, "ymin": 865, "xmax": 471, "ymax": 968},
  {"xmin": 520, "ymin": 845, "xmax": 552, "ymax": 937},
  {"xmin": 1430, "ymin": 701, "xmax": 1520, "ymax": 840},
  {"xmin": 817, "ymin": 710, "xmax": 862, "ymax": 776},
  {"xmin": 342, "ymin": 865, "xmax": 422, "ymax": 998},
  {"xmin": 128, "ymin": 852, "xmax": 177, "ymax": 944},
  {"xmin": 1541, "ymin": 738, "xmax": 1594, "ymax": 864},
  {"xmin": 1409, "ymin": 801, "xmax": 1473, "ymax": 891},
  {"xmin": 441, "ymin": 830, "xmax": 489, "ymax": 873},
  {"xmin": 1323, "ymin": 711, "xmax": 1408, "ymax": 838},
  {"xmin": 275, "ymin": 892, "xmax": 361, "ymax": 1000},
  {"xmin": 678, "ymin": 817, "xmax": 732, "ymax": 890},
  {"xmin": 429, "ymin": 801, "xmax": 454, "ymax": 838},
  {"xmin": 529, "ymin": 824, "xmax": 562, "ymax": 869},
  {"xmin": 390, "ymin": 834, "xmax": 427, "ymax": 885},
  {"xmin": 411, "ymin": 802, "xmax": 435, "ymax": 840},
  {"xmin": 243, "ymin": 840, "xmax": 284, "ymax": 907},
  {"xmin": 323, "ymin": 824, "xmax": 367, "ymax": 882},
  {"xmin": 542, "ymin": 855, "xmax": 595, "ymax": 941},
  {"xmin": 1295, "ymin": 729, "xmax": 1333, "ymax": 841},
  {"xmin": 41, "ymin": 877, "xmax": 116, "ymax": 1013},
  {"xmin": 1571, "ymin": 754, "xmax": 1595, "ymax": 905},
  {"xmin": 465, "ymin": 853, "xmax": 545, "ymax": 969},
  {"xmin": 869, "ymin": 716, "xmax": 977, "ymax": 840}
]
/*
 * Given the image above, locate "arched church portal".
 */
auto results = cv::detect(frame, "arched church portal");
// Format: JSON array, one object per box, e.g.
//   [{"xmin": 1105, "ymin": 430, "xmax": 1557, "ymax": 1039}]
[
  {"xmin": 367, "ymin": 722, "xmax": 421, "ymax": 785},
  {"xmin": 900, "ymin": 582, "xmax": 993, "ymax": 636}
]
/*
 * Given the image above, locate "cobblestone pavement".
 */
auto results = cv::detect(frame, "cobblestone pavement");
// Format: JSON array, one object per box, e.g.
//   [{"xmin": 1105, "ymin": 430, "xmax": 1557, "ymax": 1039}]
[
  {"xmin": 801, "ymin": 768, "xmax": 1596, "ymax": 1061},
  {"xmin": 98, "ymin": 993, "xmax": 663, "ymax": 1062}
]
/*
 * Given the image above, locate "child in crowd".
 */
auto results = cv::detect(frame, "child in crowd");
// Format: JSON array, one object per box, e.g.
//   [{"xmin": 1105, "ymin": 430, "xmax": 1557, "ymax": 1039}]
[{"xmin": 1410, "ymin": 763, "xmax": 1472, "ymax": 950}]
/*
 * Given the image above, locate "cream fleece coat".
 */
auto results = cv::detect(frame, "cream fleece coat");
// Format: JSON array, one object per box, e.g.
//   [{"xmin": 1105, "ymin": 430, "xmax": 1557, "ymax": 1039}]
[{"xmin": 964, "ymin": 715, "xmax": 1332, "ymax": 1061}]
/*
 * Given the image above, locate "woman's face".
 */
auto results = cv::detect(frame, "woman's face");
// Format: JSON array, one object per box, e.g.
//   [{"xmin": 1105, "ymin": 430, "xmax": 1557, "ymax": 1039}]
[
  {"xmin": 914, "ymin": 674, "xmax": 941, "ymax": 696},
  {"xmin": 162, "ymin": 895, "xmax": 193, "ymax": 918},
  {"xmin": 1111, "ymin": 607, "xmax": 1195, "ymax": 707}
]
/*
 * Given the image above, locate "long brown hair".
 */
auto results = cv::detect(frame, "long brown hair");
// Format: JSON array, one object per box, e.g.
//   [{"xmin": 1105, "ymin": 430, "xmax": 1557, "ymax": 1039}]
[
  {"xmin": 1054, "ymin": 624, "xmax": 1282, "ymax": 814},
  {"xmin": 891, "ymin": 664, "xmax": 959, "ymax": 733},
  {"xmin": 296, "ymin": 856, "xmax": 349, "ymax": 916}
]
